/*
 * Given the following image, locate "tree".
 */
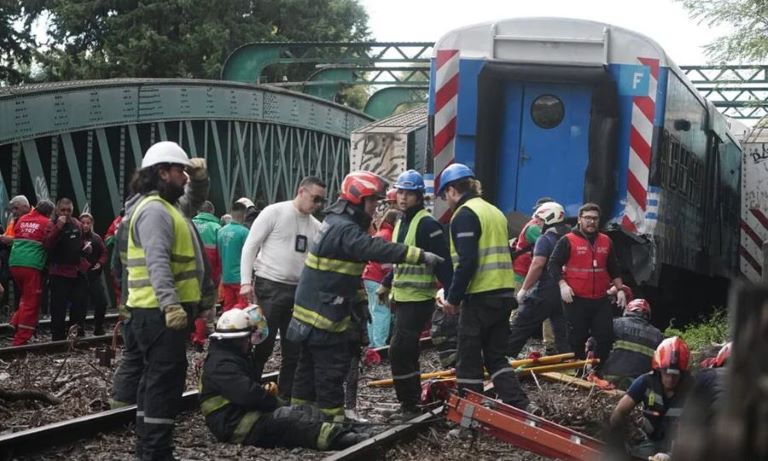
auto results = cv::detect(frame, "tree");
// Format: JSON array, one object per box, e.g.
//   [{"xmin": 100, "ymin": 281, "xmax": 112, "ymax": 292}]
[
  {"xmin": 30, "ymin": 0, "xmax": 370, "ymax": 81},
  {"xmin": 0, "ymin": 3, "xmax": 36, "ymax": 85},
  {"xmin": 679, "ymin": 0, "xmax": 768, "ymax": 63}
]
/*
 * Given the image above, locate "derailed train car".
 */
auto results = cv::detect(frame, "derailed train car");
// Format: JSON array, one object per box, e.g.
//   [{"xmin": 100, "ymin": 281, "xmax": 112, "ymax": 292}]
[{"xmin": 426, "ymin": 18, "xmax": 742, "ymax": 317}]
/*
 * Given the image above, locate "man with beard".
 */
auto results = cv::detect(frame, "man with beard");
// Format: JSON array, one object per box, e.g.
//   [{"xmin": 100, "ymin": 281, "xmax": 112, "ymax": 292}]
[
  {"xmin": 548, "ymin": 203, "xmax": 626, "ymax": 386},
  {"xmin": 123, "ymin": 141, "xmax": 213, "ymax": 460},
  {"xmin": 44, "ymin": 197, "xmax": 86, "ymax": 340}
]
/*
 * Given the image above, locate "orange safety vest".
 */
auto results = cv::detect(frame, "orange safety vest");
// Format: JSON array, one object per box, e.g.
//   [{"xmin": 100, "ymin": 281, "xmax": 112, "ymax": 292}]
[{"xmin": 563, "ymin": 232, "xmax": 612, "ymax": 299}]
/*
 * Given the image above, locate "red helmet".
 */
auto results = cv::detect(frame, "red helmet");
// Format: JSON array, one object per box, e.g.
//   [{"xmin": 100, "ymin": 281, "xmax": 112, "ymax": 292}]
[
  {"xmin": 624, "ymin": 298, "xmax": 651, "ymax": 319},
  {"xmin": 714, "ymin": 342, "xmax": 732, "ymax": 368},
  {"xmin": 652, "ymin": 336, "xmax": 690, "ymax": 374},
  {"xmin": 340, "ymin": 171, "xmax": 390, "ymax": 205},
  {"xmin": 386, "ymin": 188, "xmax": 397, "ymax": 202}
]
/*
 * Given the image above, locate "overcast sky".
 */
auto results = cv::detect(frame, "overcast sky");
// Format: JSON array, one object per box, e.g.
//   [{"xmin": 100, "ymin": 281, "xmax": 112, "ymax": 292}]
[{"xmin": 359, "ymin": 0, "xmax": 732, "ymax": 65}]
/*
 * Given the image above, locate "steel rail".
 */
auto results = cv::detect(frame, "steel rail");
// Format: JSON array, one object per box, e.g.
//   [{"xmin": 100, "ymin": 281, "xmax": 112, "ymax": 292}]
[
  {"xmin": 0, "ymin": 313, "xmax": 120, "ymax": 335},
  {"xmin": 0, "ymin": 334, "xmax": 116, "ymax": 359},
  {"xmin": 0, "ymin": 340, "xmax": 433, "ymax": 457}
]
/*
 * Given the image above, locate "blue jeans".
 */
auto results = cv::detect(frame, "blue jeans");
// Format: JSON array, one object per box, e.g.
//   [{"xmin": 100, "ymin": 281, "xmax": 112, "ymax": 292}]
[{"xmin": 364, "ymin": 280, "xmax": 391, "ymax": 347}]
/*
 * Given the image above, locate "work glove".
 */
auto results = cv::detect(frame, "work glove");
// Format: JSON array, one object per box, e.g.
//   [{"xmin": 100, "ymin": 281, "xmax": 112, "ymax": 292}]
[
  {"xmin": 376, "ymin": 285, "xmax": 390, "ymax": 305},
  {"xmin": 648, "ymin": 453, "xmax": 670, "ymax": 461},
  {"xmin": 164, "ymin": 304, "xmax": 189, "ymax": 330},
  {"xmin": 262, "ymin": 381, "xmax": 279, "ymax": 397},
  {"xmin": 420, "ymin": 250, "xmax": 445, "ymax": 266},
  {"xmin": 186, "ymin": 158, "xmax": 208, "ymax": 181},
  {"xmin": 559, "ymin": 282, "xmax": 574, "ymax": 304},
  {"xmin": 615, "ymin": 288, "xmax": 627, "ymax": 308},
  {"xmin": 435, "ymin": 288, "xmax": 446, "ymax": 308},
  {"xmin": 515, "ymin": 288, "xmax": 527, "ymax": 305}
]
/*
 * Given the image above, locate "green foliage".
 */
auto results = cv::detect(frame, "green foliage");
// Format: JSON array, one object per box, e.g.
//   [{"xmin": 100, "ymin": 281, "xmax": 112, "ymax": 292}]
[
  {"xmin": 678, "ymin": 0, "xmax": 768, "ymax": 63},
  {"xmin": 0, "ymin": 2, "xmax": 36, "ymax": 84},
  {"xmin": 26, "ymin": 0, "xmax": 370, "ymax": 81},
  {"xmin": 664, "ymin": 308, "xmax": 730, "ymax": 354}
]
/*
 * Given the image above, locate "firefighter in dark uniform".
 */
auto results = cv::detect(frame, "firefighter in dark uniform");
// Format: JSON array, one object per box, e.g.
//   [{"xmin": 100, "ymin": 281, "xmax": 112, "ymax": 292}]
[
  {"xmin": 199, "ymin": 307, "xmax": 367, "ymax": 450},
  {"xmin": 286, "ymin": 171, "xmax": 444, "ymax": 420},
  {"xmin": 437, "ymin": 164, "xmax": 532, "ymax": 411},
  {"xmin": 602, "ymin": 298, "xmax": 664, "ymax": 390},
  {"xmin": 377, "ymin": 169, "xmax": 453, "ymax": 422},
  {"xmin": 610, "ymin": 336, "xmax": 693, "ymax": 459},
  {"xmin": 548, "ymin": 202, "xmax": 626, "ymax": 385}
]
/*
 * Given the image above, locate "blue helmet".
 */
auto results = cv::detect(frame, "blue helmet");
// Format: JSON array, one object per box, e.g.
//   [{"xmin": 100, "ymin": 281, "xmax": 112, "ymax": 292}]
[
  {"xmin": 437, "ymin": 163, "xmax": 475, "ymax": 196},
  {"xmin": 395, "ymin": 170, "xmax": 425, "ymax": 191}
]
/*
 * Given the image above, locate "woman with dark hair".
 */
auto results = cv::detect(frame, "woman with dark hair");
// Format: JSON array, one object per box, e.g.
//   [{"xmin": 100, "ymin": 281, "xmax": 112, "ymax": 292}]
[{"xmin": 362, "ymin": 208, "xmax": 400, "ymax": 347}]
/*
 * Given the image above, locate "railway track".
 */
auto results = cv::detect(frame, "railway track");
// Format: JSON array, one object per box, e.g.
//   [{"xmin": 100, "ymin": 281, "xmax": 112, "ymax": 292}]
[
  {"xmin": 0, "ymin": 312, "xmax": 120, "ymax": 336},
  {"xmin": 0, "ymin": 337, "xmax": 617, "ymax": 460}
]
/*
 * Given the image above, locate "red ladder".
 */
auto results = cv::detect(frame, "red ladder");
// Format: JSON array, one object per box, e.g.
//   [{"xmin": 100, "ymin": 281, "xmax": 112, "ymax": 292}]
[{"xmin": 445, "ymin": 389, "xmax": 603, "ymax": 461}]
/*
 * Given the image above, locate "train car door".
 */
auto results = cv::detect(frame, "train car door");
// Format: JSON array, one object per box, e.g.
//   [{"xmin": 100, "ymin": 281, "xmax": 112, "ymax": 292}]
[{"xmin": 497, "ymin": 82, "xmax": 592, "ymax": 217}]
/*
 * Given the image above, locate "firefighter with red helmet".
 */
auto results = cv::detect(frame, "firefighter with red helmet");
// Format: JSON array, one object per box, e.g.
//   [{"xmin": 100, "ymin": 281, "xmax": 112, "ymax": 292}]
[
  {"xmin": 602, "ymin": 298, "xmax": 664, "ymax": 389},
  {"xmin": 286, "ymin": 171, "xmax": 444, "ymax": 420},
  {"xmin": 610, "ymin": 336, "xmax": 693, "ymax": 459}
]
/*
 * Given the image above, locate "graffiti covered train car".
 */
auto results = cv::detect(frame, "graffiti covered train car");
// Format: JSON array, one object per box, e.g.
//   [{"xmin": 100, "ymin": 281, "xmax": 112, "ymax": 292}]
[{"xmin": 426, "ymin": 17, "xmax": 742, "ymax": 316}]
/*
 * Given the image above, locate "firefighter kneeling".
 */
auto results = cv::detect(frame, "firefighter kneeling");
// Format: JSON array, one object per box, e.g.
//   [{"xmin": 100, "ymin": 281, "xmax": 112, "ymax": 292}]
[{"xmin": 199, "ymin": 307, "xmax": 368, "ymax": 450}]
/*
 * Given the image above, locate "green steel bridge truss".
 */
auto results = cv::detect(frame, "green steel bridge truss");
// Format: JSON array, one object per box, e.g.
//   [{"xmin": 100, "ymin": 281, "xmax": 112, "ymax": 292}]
[
  {"xmin": 0, "ymin": 79, "xmax": 372, "ymax": 231},
  {"xmin": 221, "ymin": 42, "xmax": 768, "ymax": 120}
]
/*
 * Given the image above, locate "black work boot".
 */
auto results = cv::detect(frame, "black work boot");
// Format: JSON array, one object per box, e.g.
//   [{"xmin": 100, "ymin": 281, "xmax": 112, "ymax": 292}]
[
  {"xmin": 329, "ymin": 430, "xmax": 368, "ymax": 450},
  {"xmin": 387, "ymin": 403, "xmax": 422, "ymax": 423}
]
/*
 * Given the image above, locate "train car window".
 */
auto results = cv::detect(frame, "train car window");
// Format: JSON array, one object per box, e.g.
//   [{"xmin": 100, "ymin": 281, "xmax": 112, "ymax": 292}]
[{"xmin": 530, "ymin": 94, "xmax": 564, "ymax": 129}]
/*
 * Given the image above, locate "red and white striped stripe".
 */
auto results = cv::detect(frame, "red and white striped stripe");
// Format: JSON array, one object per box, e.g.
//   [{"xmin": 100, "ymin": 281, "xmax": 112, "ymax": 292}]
[
  {"xmin": 740, "ymin": 207, "xmax": 768, "ymax": 280},
  {"xmin": 621, "ymin": 57, "xmax": 659, "ymax": 235},
  {"xmin": 432, "ymin": 49, "xmax": 459, "ymax": 221}
]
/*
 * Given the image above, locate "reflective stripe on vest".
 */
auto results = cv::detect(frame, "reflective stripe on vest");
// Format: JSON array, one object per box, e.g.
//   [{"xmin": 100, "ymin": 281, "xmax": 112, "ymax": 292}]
[
  {"xmin": 562, "ymin": 232, "xmax": 611, "ymax": 299},
  {"xmin": 392, "ymin": 209, "xmax": 438, "ymax": 302},
  {"xmin": 200, "ymin": 394, "xmax": 261, "ymax": 443},
  {"xmin": 126, "ymin": 195, "xmax": 201, "ymax": 308},
  {"xmin": 293, "ymin": 303, "xmax": 351, "ymax": 333},
  {"xmin": 613, "ymin": 339, "xmax": 656, "ymax": 358},
  {"xmin": 304, "ymin": 252, "xmax": 365, "ymax": 276},
  {"xmin": 450, "ymin": 197, "xmax": 514, "ymax": 294}
]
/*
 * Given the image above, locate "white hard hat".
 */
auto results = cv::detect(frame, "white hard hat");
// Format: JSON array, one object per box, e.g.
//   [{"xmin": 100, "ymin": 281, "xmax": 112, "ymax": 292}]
[
  {"xmin": 210, "ymin": 308, "xmax": 251, "ymax": 339},
  {"xmin": 236, "ymin": 197, "xmax": 255, "ymax": 208},
  {"xmin": 242, "ymin": 304, "xmax": 269, "ymax": 345},
  {"xmin": 534, "ymin": 202, "xmax": 565, "ymax": 226},
  {"xmin": 141, "ymin": 141, "xmax": 192, "ymax": 169}
]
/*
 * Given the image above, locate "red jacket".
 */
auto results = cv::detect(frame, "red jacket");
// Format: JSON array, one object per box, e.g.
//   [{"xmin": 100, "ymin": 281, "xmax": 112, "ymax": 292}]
[
  {"xmin": 512, "ymin": 217, "xmax": 543, "ymax": 278},
  {"xmin": 362, "ymin": 222, "xmax": 394, "ymax": 283},
  {"xmin": 562, "ymin": 232, "xmax": 612, "ymax": 299}
]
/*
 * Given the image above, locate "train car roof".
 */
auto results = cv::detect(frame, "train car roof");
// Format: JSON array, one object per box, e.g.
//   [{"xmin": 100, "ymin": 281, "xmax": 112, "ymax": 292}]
[{"xmin": 433, "ymin": 17, "xmax": 740, "ymax": 142}]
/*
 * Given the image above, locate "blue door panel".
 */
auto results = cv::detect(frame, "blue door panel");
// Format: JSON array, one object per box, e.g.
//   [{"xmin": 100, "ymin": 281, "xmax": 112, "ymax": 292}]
[
  {"xmin": 495, "ymin": 82, "xmax": 592, "ymax": 217},
  {"xmin": 496, "ymin": 83, "xmax": 524, "ymax": 214}
]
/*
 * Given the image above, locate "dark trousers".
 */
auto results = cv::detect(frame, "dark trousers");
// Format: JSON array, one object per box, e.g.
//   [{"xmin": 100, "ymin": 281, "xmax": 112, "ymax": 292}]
[
  {"xmin": 111, "ymin": 316, "xmax": 143, "ymax": 407},
  {"xmin": 86, "ymin": 272, "xmax": 109, "ymax": 333},
  {"xmin": 508, "ymin": 286, "xmax": 570, "ymax": 357},
  {"xmin": 390, "ymin": 300, "xmax": 434, "ymax": 407},
  {"xmin": 456, "ymin": 294, "xmax": 529, "ymax": 409},
  {"xmin": 291, "ymin": 340, "xmax": 351, "ymax": 419},
  {"xmin": 49, "ymin": 274, "xmax": 86, "ymax": 341},
  {"xmin": 251, "ymin": 277, "xmax": 300, "ymax": 400},
  {"xmin": 243, "ymin": 405, "xmax": 325, "ymax": 449},
  {"xmin": 130, "ymin": 308, "xmax": 188, "ymax": 461},
  {"xmin": 562, "ymin": 296, "xmax": 613, "ymax": 371}
]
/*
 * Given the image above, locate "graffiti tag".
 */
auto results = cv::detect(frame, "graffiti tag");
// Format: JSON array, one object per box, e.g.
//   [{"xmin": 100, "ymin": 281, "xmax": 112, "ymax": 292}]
[
  {"xmin": 350, "ymin": 133, "xmax": 406, "ymax": 181},
  {"xmin": 748, "ymin": 144, "xmax": 768, "ymax": 164}
]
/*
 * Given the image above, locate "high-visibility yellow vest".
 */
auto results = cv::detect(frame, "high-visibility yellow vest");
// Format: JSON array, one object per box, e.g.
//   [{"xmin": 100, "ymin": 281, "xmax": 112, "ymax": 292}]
[
  {"xmin": 392, "ymin": 209, "xmax": 438, "ymax": 302},
  {"xmin": 450, "ymin": 197, "xmax": 514, "ymax": 294},
  {"xmin": 126, "ymin": 195, "xmax": 201, "ymax": 308}
]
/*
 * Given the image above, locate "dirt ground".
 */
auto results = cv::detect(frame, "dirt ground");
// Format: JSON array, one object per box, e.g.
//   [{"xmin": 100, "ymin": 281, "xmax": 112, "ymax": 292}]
[{"xmin": 2, "ymin": 338, "xmax": 629, "ymax": 460}]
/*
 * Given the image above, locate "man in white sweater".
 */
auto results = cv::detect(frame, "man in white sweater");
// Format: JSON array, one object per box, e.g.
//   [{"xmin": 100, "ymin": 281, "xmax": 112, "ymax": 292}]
[{"xmin": 240, "ymin": 176, "xmax": 326, "ymax": 399}]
